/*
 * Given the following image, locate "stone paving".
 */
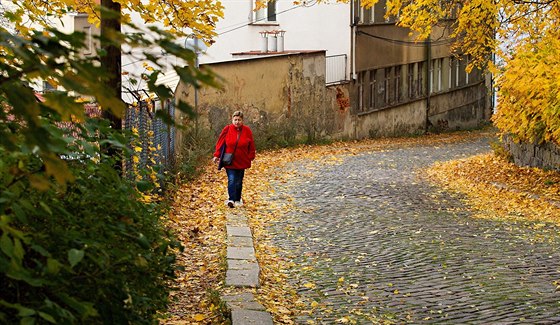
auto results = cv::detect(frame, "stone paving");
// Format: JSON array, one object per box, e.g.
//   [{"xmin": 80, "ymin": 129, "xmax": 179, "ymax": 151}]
[
  {"xmin": 223, "ymin": 209, "xmax": 274, "ymax": 324},
  {"xmin": 265, "ymin": 136, "xmax": 560, "ymax": 324}
]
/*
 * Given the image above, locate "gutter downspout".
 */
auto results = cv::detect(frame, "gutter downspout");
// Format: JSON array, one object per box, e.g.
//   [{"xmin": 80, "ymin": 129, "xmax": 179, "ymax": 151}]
[
  {"xmin": 351, "ymin": 1, "xmax": 357, "ymax": 80},
  {"xmin": 425, "ymin": 36, "xmax": 431, "ymax": 134},
  {"xmin": 350, "ymin": 1, "xmax": 358, "ymax": 139}
]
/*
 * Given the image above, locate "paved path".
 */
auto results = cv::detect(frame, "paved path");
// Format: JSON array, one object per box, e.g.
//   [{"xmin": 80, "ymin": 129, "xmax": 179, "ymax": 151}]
[{"xmin": 265, "ymin": 136, "xmax": 560, "ymax": 324}]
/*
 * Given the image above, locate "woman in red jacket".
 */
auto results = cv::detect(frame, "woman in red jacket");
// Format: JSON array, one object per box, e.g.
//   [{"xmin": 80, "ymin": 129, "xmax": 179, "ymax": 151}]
[{"xmin": 212, "ymin": 111, "xmax": 256, "ymax": 208}]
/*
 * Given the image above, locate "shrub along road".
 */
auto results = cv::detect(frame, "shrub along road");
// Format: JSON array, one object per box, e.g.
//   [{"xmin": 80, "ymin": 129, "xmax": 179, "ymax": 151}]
[{"xmin": 166, "ymin": 130, "xmax": 560, "ymax": 324}]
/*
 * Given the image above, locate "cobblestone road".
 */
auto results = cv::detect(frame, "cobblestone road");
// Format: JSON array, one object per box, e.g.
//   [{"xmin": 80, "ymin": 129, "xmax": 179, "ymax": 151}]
[{"xmin": 265, "ymin": 136, "xmax": 560, "ymax": 324}]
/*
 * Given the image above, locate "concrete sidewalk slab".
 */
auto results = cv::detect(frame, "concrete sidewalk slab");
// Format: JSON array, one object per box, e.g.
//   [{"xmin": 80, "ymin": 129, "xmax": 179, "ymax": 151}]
[
  {"xmin": 231, "ymin": 309, "xmax": 273, "ymax": 325},
  {"xmin": 223, "ymin": 210, "xmax": 273, "ymax": 324},
  {"xmin": 227, "ymin": 247, "xmax": 256, "ymax": 260},
  {"xmin": 227, "ymin": 225, "xmax": 252, "ymax": 237}
]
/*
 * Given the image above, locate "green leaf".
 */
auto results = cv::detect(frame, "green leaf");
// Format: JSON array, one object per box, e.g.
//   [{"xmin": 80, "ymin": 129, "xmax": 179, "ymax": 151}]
[
  {"xmin": 68, "ymin": 249, "xmax": 84, "ymax": 268},
  {"xmin": 56, "ymin": 293, "xmax": 98, "ymax": 317},
  {"xmin": 137, "ymin": 233, "xmax": 150, "ymax": 249},
  {"xmin": 0, "ymin": 300, "xmax": 35, "ymax": 317},
  {"xmin": 20, "ymin": 317, "xmax": 35, "ymax": 325},
  {"xmin": 136, "ymin": 180, "xmax": 153, "ymax": 192},
  {"xmin": 1, "ymin": 233, "xmax": 14, "ymax": 258},
  {"xmin": 39, "ymin": 202, "xmax": 53, "ymax": 215},
  {"xmin": 31, "ymin": 244, "xmax": 50, "ymax": 257},
  {"xmin": 38, "ymin": 311, "xmax": 56, "ymax": 323},
  {"xmin": 13, "ymin": 237, "xmax": 24, "ymax": 262},
  {"xmin": 46, "ymin": 258, "xmax": 62, "ymax": 275}
]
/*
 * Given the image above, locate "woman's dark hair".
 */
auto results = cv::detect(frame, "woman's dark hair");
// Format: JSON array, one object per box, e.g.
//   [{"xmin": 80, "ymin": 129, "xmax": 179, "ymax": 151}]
[{"xmin": 232, "ymin": 111, "xmax": 243, "ymax": 118}]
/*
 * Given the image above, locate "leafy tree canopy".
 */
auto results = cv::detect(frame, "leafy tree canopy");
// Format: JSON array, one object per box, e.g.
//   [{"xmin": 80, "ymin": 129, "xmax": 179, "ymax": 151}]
[
  {"xmin": 365, "ymin": 0, "xmax": 560, "ymax": 145},
  {"xmin": 5, "ymin": 0, "xmax": 223, "ymax": 41}
]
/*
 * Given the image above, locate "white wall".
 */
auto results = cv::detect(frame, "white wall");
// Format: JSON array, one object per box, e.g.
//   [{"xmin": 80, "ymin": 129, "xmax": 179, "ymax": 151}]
[{"xmin": 200, "ymin": 1, "xmax": 351, "ymax": 64}]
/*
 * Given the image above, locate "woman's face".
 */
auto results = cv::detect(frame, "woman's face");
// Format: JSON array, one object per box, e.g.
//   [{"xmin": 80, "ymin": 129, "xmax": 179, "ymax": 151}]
[{"xmin": 232, "ymin": 116, "xmax": 243, "ymax": 127}]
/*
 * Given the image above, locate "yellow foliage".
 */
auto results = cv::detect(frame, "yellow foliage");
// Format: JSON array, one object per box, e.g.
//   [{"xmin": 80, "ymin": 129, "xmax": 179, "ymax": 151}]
[
  {"xmin": 426, "ymin": 153, "xmax": 560, "ymax": 225},
  {"xmin": 10, "ymin": 0, "xmax": 224, "ymax": 41},
  {"xmin": 381, "ymin": 0, "xmax": 560, "ymax": 144},
  {"xmin": 493, "ymin": 30, "xmax": 560, "ymax": 145}
]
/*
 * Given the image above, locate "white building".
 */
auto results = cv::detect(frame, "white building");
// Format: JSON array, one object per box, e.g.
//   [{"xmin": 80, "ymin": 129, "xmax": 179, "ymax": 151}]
[{"xmin": 199, "ymin": 1, "xmax": 350, "ymax": 65}]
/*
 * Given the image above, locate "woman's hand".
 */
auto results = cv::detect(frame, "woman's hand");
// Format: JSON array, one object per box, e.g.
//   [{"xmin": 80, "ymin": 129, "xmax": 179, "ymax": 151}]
[{"xmin": 212, "ymin": 156, "xmax": 219, "ymax": 164}]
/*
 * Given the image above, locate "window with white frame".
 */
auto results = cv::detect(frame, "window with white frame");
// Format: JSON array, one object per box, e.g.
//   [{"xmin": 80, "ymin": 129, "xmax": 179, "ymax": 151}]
[
  {"xmin": 465, "ymin": 55, "xmax": 470, "ymax": 84},
  {"xmin": 455, "ymin": 57, "xmax": 460, "ymax": 87},
  {"xmin": 359, "ymin": 5, "xmax": 375, "ymax": 23},
  {"xmin": 436, "ymin": 58, "xmax": 443, "ymax": 92},
  {"xmin": 358, "ymin": 71, "xmax": 364, "ymax": 111},
  {"xmin": 254, "ymin": 0, "xmax": 277, "ymax": 23},
  {"xmin": 449, "ymin": 57, "xmax": 454, "ymax": 89}
]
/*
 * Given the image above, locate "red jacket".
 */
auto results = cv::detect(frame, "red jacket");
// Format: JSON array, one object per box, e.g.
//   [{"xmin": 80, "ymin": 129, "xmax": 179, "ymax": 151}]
[{"xmin": 214, "ymin": 124, "xmax": 256, "ymax": 169}]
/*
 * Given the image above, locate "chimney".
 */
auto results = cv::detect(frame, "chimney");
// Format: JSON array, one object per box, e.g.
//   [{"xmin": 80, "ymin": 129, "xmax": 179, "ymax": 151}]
[
  {"xmin": 268, "ymin": 30, "xmax": 277, "ymax": 52},
  {"xmin": 277, "ymin": 30, "xmax": 285, "ymax": 52},
  {"xmin": 260, "ymin": 31, "xmax": 268, "ymax": 52}
]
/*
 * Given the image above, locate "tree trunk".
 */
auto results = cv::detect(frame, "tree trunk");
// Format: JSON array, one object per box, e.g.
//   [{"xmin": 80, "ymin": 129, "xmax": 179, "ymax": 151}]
[{"xmin": 100, "ymin": 0, "xmax": 122, "ymax": 131}]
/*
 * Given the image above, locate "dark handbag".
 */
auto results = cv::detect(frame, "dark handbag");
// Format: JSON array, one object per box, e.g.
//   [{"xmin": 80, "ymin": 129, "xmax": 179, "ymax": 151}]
[
  {"xmin": 218, "ymin": 128, "xmax": 241, "ymax": 170},
  {"xmin": 217, "ymin": 142, "xmax": 227, "ymax": 170},
  {"xmin": 222, "ymin": 152, "xmax": 234, "ymax": 165}
]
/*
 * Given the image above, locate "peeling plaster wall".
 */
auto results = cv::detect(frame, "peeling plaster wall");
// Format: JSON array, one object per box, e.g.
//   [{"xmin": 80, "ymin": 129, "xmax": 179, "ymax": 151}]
[
  {"xmin": 352, "ymin": 101, "xmax": 427, "ymax": 139},
  {"xmin": 346, "ymin": 82, "xmax": 490, "ymax": 139},
  {"xmin": 176, "ymin": 52, "xmax": 344, "ymax": 147},
  {"xmin": 428, "ymin": 82, "xmax": 491, "ymax": 132}
]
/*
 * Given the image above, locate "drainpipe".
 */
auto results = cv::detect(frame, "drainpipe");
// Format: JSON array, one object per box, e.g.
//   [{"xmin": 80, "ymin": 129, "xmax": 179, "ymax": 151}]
[
  {"xmin": 351, "ymin": 1, "xmax": 357, "ymax": 80},
  {"xmin": 425, "ymin": 36, "xmax": 431, "ymax": 134}
]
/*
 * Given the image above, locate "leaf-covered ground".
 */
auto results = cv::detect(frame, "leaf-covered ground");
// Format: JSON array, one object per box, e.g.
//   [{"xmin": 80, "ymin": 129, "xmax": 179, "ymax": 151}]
[
  {"xmin": 425, "ymin": 153, "xmax": 560, "ymax": 224},
  {"xmin": 163, "ymin": 129, "xmax": 560, "ymax": 324}
]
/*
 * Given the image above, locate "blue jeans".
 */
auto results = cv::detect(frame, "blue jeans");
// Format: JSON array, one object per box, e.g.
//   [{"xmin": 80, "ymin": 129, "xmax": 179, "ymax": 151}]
[{"xmin": 225, "ymin": 168, "xmax": 245, "ymax": 202}]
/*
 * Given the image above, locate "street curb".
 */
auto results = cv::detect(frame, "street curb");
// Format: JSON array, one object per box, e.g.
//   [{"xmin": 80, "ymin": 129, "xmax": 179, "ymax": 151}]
[{"xmin": 223, "ymin": 209, "xmax": 274, "ymax": 325}]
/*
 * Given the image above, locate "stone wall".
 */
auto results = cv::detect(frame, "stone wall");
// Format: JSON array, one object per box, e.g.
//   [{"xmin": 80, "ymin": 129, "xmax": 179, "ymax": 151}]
[{"xmin": 503, "ymin": 135, "xmax": 560, "ymax": 171}]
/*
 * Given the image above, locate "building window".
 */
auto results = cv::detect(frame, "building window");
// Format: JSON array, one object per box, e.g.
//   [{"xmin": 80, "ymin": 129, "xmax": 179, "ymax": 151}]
[
  {"xmin": 255, "ymin": 0, "xmax": 276, "ymax": 22},
  {"xmin": 369, "ymin": 70, "xmax": 376, "ymax": 109},
  {"xmin": 374, "ymin": 0, "xmax": 387, "ymax": 23},
  {"xmin": 430, "ymin": 58, "xmax": 443, "ymax": 93},
  {"xmin": 465, "ymin": 55, "xmax": 470, "ymax": 84},
  {"xmin": 358, "ymin": 71, "xmax": 364, "ymax": 111},
  {"xmin": 384, "ymin": 68, "xmax": 390, "ymax": 105},
  {"xmin": 359, "ymin": 4, "xmax": 375, "ymax": 23},
  {"xmin": 437, "ymin": 59, "xmax": 443, "ymax": 92},
  {"xmin": 429, "ymin": 59, "xmax": 434, "ymax": 94},
  {"xmin": 458, "ymin": 56, "xmax": 467, "ymax": 86},
  {"xmin": 418, "ymin": 61, "xmax": 425, "ymax": 96},
  {"xmin": 375, "ymin": 69, "xmax": 385, "ymax": 108},
  {"xmin": 394, "ymin": 65, "xmax": 402, "ymax": 103},
  {"xmin": 407, "ymin": 63, "xmax": 415, "ymax": 99},
  {"xmin": 449, "ymin": 57, "xmax": 454, "ymax": 89}
]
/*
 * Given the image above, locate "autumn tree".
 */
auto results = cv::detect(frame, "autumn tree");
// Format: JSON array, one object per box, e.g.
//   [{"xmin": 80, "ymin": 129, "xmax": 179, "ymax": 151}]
[
  {"xmin": 0, "ymin": 1, "xmax": 223, "ymax": 323},
  {"xmin": 8, "ymin": 0, "xmax": 223, "ymax": 127},
  {"xmin": 373, "ymin": 0, "xmax": 560, "ymax": 145}
]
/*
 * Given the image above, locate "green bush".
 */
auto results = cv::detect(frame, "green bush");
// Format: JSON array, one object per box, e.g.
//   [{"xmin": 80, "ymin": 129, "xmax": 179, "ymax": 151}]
[
  {"xmin": 0, "ymin": 118, "xmax": 179, "ymax": 324},
  {"xmin": 0, "ymin": 20, "xmax": 214, "ymax": 325}
]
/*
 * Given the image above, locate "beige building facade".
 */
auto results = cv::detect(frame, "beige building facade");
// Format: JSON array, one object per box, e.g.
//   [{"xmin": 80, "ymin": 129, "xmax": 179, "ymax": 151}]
[{"xmin": 176, "ymin": 1, "xmax": 492, "ymax": 145}]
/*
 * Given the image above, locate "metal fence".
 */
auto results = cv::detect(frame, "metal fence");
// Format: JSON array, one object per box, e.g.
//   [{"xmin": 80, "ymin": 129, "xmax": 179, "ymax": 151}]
[
  {"xmin": 326, "ymin": 54, "xmax": 348, "ymax": 85},
  {"xmin": 124, "ymin": 98, "xmax": 175, "ymax": 177}
]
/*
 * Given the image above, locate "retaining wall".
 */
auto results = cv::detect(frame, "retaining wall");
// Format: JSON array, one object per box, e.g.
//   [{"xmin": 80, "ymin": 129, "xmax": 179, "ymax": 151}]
[{"xmin": 503, "ymin": 135, "xmax": 560, "ymax": 171}]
